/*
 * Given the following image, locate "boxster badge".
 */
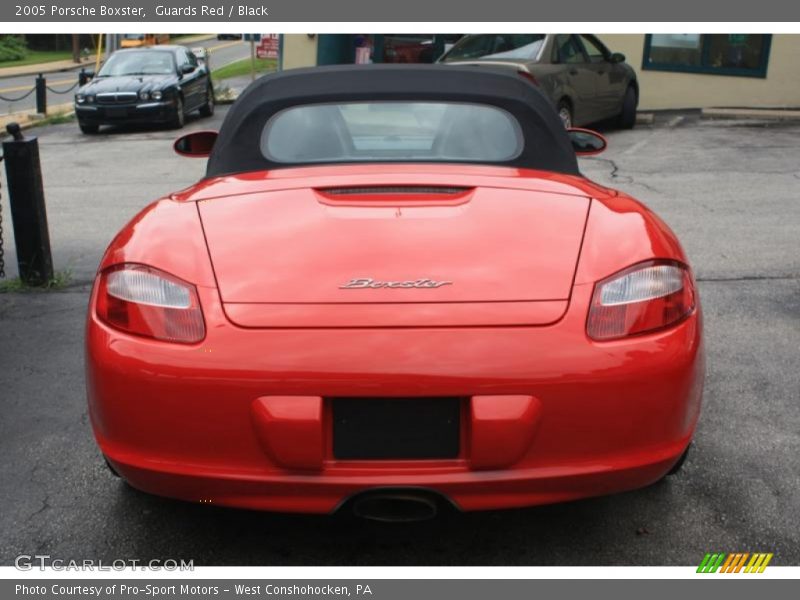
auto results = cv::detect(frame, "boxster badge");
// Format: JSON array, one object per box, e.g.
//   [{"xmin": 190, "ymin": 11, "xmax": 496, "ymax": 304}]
[{"xmin": 339, "ymin": 278, "xmax": 453, "ymax": 289}]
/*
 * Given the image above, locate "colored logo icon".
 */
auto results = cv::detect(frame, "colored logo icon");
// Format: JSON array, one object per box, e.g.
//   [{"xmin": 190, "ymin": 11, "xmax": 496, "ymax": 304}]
[{"xmin": 697, "ymin": 552, "xmax": 774, "ymax": 573}]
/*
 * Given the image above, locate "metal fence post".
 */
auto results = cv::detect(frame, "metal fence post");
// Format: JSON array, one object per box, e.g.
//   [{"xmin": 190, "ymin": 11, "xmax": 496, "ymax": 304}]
[
  {"xmin": 35, "ymin": 74, "xmax": 47, "ymax": 115},
  {"xmin": 2, "ymin": 123, "xmax": 54, "ymax": 285}
]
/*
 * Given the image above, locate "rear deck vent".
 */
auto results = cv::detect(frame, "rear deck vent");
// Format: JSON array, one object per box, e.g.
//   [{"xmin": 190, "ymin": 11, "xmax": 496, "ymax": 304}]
[{"xmin": 322, "ymin": 186, "xmax": 470, "ymax": 196}]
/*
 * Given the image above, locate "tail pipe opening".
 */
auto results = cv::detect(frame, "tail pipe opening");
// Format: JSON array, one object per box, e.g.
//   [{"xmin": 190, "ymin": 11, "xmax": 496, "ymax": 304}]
[{"xmin": 350, "ymin": 490, "xmax": 446, "ymax": 522}]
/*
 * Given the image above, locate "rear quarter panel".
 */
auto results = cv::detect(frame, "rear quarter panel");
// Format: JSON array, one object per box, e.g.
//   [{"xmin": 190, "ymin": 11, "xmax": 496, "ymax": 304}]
[
  {"xmin": 98, "ymin": 198, "xmax": 216, "ymax": 288},
  {"xmin": 574, "ymin": 191, "xmax": 690, "ymax": 285}
]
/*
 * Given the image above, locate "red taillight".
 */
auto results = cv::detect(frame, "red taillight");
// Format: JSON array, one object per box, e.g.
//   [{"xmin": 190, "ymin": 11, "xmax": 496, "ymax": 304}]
[
  {"xmin": 587, "ymin": 260, "xmax": 695, "ymax": 341},
  {"xmin": 517, "ymin": 70, "xmax": 539, "ymax": 86},
  {"xmin": 96, "ymin": 264, "xmax": 205, "ymax": 344}
]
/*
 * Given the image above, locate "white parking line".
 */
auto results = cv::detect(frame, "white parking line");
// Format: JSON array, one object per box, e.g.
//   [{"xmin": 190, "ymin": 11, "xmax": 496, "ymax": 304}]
[
  {"xmin": 666, "ymin": 115, "xmax": 685, "ymax": 128},
  {"xmin": 620, "ymin": 115, "xmax": 685, "ymax": 155},
  {"xmin": 621, "ymin": 136, "xmax": 654, "ymax": 156}
]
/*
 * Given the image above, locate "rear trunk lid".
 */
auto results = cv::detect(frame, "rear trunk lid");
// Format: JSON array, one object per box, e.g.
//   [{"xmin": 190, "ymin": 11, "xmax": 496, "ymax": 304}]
[{"xmin": 197, "ymin": 172, "xmax": 590, "ymax": 327}]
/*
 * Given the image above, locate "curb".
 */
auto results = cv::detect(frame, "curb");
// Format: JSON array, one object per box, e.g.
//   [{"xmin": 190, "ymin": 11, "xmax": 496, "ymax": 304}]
[
  {"xmin": 701, "ymin": 107, "xmax": 800, "ymax": 121},
  {"xmin": 0, "ymin": 102, "xmax": 74, "ymax": 136}
]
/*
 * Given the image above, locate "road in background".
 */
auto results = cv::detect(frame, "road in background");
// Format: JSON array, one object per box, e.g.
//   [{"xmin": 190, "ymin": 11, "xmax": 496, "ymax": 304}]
[
  {"xmin": 0, "ymin": 37, "xmax": 250, "ymax": 114},
  {"xmin": 0, "ymin": 112, "xmax": 798, "ymax": 565}
]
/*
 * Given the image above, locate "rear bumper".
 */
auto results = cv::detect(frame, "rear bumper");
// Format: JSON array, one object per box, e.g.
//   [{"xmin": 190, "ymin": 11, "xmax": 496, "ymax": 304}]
[
  {"xmin": 86, "ymin": 283, "xmax": 704, "ymax": 513},
  {"xmin": 105, "ymin": 444, "xmax": 687, "ymax": 513}
]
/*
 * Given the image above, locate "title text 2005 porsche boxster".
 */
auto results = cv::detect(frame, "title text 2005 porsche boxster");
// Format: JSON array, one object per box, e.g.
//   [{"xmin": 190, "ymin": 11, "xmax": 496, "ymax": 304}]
[{"xmin": 86, "ymin": 65, "xmax": 703, "ymax": 520}]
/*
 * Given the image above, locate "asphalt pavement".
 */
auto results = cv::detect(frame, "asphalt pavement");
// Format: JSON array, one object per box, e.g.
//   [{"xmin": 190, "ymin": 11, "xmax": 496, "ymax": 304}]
[{"xmin": 0, "ymin": 110, "xmax": 798, "ymax": 566}]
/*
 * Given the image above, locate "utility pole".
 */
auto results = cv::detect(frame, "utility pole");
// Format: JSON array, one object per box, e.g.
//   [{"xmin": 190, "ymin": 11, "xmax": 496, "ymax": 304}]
[
  {"xmin": 105, "ymin": 33, "xmax": 117, "ymax": 62},
  {"xmin": 250, "ymin": 36, "xmax": 257, "ymax": 81},
  {"xmin": 71, "ymin": 34, "xmax": 80, "ymax": 63}
]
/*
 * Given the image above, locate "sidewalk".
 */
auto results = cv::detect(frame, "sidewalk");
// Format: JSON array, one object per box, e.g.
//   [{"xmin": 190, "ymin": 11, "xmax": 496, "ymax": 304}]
[
  {"xmin": 172, "ymin": 33, "xmax": 216, "ymax": 45},
  {"xmin": 0, "ymin": 102, "xmax": 74, "ymax": 135},
  {"xmin": 0, "ymin": 56, "xmax": 93, "ymax": 80},
  {"xmin": 701, "ymin": 106, "xmax": 800, "ymax": 121}
]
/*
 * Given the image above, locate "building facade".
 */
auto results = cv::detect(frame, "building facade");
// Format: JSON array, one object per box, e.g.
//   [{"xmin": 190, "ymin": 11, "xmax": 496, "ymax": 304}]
[
  {"xmin": 280, "ymin": 33, "xmax": 800, "ymax": 111},
  {"xmin": 599, "ymin": 34, "xmax": 799, "ymax": 110}
]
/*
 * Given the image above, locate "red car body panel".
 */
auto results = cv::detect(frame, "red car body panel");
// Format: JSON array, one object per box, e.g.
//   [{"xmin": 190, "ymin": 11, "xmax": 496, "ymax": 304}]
[
  {"xmin": 86, "ymin": 164, "xmax": 704, "ymax": 513},
  {"xmin": 198, "ymin": 186, "xmax": 588, "ymax": 306}
]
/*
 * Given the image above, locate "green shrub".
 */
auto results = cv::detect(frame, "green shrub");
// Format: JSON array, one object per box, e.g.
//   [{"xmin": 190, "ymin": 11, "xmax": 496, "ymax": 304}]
[{"xmin": 0, "ymin": 35, "xmax": 29, "ymax": 63}]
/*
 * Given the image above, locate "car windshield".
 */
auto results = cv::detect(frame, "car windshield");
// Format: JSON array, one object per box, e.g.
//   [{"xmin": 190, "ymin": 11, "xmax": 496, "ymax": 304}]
[
  {"xmin": 98, "ymin": 51, "xmax": 174, "ymax": 76},
  {"xmin": 442, "ymin": 34, "xmax": 546, "ymax": 61},
  {"xmin": 260, "ymin": 101, "xmax": 524, "ymax": 164}
]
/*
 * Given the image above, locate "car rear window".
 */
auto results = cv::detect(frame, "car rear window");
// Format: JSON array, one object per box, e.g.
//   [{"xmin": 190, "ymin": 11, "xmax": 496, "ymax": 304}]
[
  {"xmin": 442, "ymin": 34, "xmax": 546, "ymax": 61},
  {"xmin": 260, "ymin": 101, "xmax": 523, "ymax": 164}
]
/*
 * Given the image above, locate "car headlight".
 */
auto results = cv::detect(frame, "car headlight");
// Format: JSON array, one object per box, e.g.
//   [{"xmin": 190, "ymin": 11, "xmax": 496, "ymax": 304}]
[
  {"xmin": 75, "ymin": 94, "xmax": 86, "ymax": 104},
  {"xmin": 151, "ymin": 90, "xmax": 163, "ymax": 101},
  {"xmin": 139, "ymin": 91, "xmax": 150, "ymax": 101}
]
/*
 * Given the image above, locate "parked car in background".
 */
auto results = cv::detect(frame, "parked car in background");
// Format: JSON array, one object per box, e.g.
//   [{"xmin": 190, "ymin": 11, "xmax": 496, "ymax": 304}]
[
  {"xmin": 74, "ymin": 45, "xmax": 214, "ymax": 134},
  {"xmin": 217, "ymin": 34, "xmax": 244, "ymax": 40},
  {"xmin": 439, "ymin": 34, "xmax": 638, "ymax": 129}
]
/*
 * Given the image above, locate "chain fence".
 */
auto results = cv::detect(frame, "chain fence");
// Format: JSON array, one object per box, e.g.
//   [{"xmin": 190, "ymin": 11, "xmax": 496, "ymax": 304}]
[
  {"xmin": 0, "ymin": 86, "xmax": 36, "ymax": 103},
  {"xmin": 0, "ymin": 71, "xmax": 81, "ymax": 106},
  {"xmin": 46, "ymin": 81, "xmax": 79, "ymax": 94}
]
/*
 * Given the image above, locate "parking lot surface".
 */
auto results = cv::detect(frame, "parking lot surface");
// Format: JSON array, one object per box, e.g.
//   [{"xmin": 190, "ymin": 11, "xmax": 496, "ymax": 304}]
[{"xmin": 1, "ymin": 111, "xmax": 798, "ymax": 565}]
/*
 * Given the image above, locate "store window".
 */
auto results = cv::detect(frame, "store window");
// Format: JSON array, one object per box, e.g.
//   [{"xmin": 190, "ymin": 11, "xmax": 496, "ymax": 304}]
[{"xmin": 643, "ymin": 34, "xmax": 771, "ymax": 78}]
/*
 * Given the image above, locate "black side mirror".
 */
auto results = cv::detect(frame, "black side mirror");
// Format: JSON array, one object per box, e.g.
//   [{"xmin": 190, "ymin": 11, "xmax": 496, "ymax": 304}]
[
  {"xmin": 567, "ymin": 128, "xmax": 607, "ymax": 156},
  {"xmin": 174, "ymin": 130, "xmax": 218, "ymax": 157},
  {"xmin": 609, "ymin": 52, "xmax": 626, "ymax": 64},
  {"xmin": 180, "ymin": 64, "xmax": 196, "ymax": 75}
]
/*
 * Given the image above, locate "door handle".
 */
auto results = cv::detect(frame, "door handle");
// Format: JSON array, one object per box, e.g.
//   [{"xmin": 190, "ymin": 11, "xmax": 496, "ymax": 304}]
[{"xmin": 569, "ymin": 68, "xmax": 579, "ymax": 76}]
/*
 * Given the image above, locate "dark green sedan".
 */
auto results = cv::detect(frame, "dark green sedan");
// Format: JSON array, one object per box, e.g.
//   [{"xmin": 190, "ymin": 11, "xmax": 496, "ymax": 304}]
[{"xmin": 74, "ymin": 45, "xmax": 215, "ymax": 134}]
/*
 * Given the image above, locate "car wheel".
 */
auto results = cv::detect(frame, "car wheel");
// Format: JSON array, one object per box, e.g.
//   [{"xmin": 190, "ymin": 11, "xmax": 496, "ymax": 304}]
[
  {"xmin": 557, "ymin": 100, "xmax": 573, "ymax": 129},
  {"xmin": 199, "ymin": 85, "xmax": 215, "ymax": 117},
  {"xmin": 170, "ymin": 96, "xmax": 185, "ymax": 129},
  {"xmin": 617, "ymin": 85, "xmax": 637, "ymax": 130},
  {"xmin": 79, "ymin": 121, "xmax": 99, "ymax": 134}
]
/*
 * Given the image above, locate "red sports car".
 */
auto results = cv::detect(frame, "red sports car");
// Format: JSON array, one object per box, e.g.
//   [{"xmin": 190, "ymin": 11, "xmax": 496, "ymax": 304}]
[{"xmin": 86, "ymin": 65, "xmax": 704, "ymax": 521}]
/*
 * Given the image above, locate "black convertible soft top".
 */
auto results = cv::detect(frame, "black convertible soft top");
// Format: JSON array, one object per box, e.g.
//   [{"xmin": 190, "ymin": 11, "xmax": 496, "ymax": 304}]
[{"xmin": 206, "ymin": 64, "xmax": 579, "ymax": 178}]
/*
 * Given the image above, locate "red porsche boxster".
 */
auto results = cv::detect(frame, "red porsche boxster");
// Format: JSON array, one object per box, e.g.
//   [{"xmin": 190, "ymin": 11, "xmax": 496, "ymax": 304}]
[{"xmin": 86, "ymin": 65, "xmax": 704, "ymax": 520}]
